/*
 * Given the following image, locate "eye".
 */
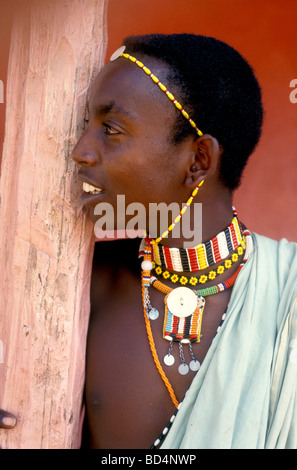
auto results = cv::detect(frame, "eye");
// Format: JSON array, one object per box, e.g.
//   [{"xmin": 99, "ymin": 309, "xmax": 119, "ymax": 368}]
[{"xmin": 103, "ymin": 123, "xmax": 120, "ymax": 135}]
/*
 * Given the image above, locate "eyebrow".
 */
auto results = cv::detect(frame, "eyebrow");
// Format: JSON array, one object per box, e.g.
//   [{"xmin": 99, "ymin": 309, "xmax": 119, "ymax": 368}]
[{"xmin": 88, "ymin": 100, "xmax": 137, "ymax": 122}]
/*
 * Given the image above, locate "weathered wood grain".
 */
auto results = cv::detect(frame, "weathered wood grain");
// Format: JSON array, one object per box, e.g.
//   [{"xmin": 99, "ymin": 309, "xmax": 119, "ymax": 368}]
[{"xmin": 0, "ymin": 0, "xmax": 108, "ymax": 448}]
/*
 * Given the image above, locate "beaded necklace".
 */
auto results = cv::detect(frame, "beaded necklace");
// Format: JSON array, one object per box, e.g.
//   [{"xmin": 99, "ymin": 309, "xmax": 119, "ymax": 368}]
[
  {"xmin": 150, "ymin": 228, "xmax": 252, "ymax": 295},
  {"xmin": 141, "ymin": 230, "xmax": 252, "ymax": 381},
  {"xmin": 148, "ymin": 207, "xmax": 243, "ymax": 271},
  {"xmin": 153, "ymin": 238, "xmax": 245, "ymax": 286},
  {"xmin": 142, "ymin": 230, "xmax": 253, "ymax": 449}
]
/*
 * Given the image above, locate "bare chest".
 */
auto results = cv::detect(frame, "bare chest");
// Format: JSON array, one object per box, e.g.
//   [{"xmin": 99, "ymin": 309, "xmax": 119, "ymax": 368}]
[{"xmin": 84, "ymin": 273, "xmax": 230, "ymax": 449}]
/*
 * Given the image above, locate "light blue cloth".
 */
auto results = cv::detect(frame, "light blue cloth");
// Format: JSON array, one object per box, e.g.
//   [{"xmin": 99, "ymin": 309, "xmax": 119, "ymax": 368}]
[{"xmin": 161, "ymin": 233, "xmax": 297, "ymax": 449}]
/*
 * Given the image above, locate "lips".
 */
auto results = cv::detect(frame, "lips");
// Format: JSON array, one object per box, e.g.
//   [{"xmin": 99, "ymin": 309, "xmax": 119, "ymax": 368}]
[{"xmin": 82, "ymin": 182, "xmax": 104, "ymax": 195}]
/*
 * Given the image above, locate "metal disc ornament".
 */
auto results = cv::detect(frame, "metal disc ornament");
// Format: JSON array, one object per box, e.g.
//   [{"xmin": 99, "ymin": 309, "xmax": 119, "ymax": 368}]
[
  {"xmin": 148, "ymin": 308, "xmax": 159, "ymax": 320},
  {"xmin": 189, "ymin": 359, "xmax": 201, "ymax": 372},
  {"xmin": 164, "ymin": 354, "xmax": 175, "ymax": 366},
  {"xmin": 178, "ymin": 363, "xmax": 189, "ymax": 375}
]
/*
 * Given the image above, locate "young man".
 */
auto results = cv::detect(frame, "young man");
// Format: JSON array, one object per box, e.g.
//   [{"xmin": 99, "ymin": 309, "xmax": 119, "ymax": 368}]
[
  {"xmin": 71, "ymin": 34, "xmax": 297, "ymax": 449},
  {"xmin": 2, "ymin": 34, "xmax": 296, "ymax": 449}
]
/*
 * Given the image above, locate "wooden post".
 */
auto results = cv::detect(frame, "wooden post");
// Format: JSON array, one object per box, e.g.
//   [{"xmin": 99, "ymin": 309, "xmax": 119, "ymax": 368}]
[{"xmin": 0, "ymin": 0, "xmax": 108, "ymax": 448}]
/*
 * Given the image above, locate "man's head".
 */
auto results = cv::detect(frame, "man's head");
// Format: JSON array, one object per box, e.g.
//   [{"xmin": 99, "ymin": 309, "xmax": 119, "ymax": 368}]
[
  {"xmin": 122, "ymin": 33, "xmax": 263, "ymax": 190},
  {"xmin": 72, "ymin": 33, "xmax": 263, "ymax": 233}
]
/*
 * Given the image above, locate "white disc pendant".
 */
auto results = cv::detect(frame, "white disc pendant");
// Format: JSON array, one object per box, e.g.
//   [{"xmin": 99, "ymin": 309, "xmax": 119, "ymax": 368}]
[
  {"xmin": 178, "ymin": 363, "xmax": 189, "ymax": 375},
  {"xmin": 189, "ymin": 359, "xmax": 201, "ymax": 372},
  {"xmin": 166, "ymin": 287, "xmax": 198, "ymax": 318},
  {"xmin": 148, "ymin": 308, "xmax": 159, "ymax": 320},
  {"xmin": 164, "ymin": 354, "xmax": 175, "ymax": 366},
  {"xmin": 110, "ymin": 45, "xmax": 126, "ymax": 61}
]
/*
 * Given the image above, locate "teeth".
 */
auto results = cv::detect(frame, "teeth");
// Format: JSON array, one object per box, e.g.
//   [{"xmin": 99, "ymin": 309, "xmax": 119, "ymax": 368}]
[{"xmin": 83, "ymin": 182, "xmax": 104, "ymax": 194}]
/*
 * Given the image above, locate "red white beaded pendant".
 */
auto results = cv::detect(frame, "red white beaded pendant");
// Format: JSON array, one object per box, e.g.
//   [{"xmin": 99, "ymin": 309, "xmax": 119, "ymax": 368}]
[{"xmin": 163, "ymin": 287, "xmax": 205, "ymax": 374}]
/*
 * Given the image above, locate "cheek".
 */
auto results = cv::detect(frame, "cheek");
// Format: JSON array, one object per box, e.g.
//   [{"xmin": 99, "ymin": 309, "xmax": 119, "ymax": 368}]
[{"xmin": 103, "ymin": 138, "xmax": 182, "ymax": 203}]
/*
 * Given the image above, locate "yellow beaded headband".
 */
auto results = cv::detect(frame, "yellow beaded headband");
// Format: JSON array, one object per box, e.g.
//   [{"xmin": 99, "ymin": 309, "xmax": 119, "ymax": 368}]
[
  {"xmin": 110, "ymin": 46, "xmax": 203, "ymax": 137},
  {"xmin": 110, "ymin": 46, "xmax": 204, "ymax": 244}
]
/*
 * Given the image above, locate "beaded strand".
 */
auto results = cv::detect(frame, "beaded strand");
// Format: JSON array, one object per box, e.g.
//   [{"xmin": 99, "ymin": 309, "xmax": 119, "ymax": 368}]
[
  {"xmin": 141, "ymin": 246, "xmax": 179, "ymax": 408},
  {"xmin": 117, "ymin": 48, "xmax": 204, "ymax": 245},
  {"xmin": 120, "ymin": 51, "xmax": 203, "ymax": 138},
  {"xmin": 150, "ymin": 180, "xmax": 204, "ymax": 244}
]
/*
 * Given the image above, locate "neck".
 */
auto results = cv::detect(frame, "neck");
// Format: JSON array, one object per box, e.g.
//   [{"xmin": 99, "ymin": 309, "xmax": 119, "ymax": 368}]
[{"xmin": 158, "ymin": 192, "xmax": 234, "ymax": 249}]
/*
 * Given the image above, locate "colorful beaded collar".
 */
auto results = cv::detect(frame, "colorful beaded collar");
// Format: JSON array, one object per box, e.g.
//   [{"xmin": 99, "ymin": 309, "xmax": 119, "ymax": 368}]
[
  {"xmin": 141, "ymin": 229, "xmax": 253, "ymax": 394},
  {"xmin": 149, "ymin": 230, "xmax": 254, "ymax": 449},
  {"xmin": 153, "ymin": 239, "xmax": 245, "ymax": 286},
  {"xmin": 140, "ymin": 229, "xmax": 253, "ymax": 407},
  {"xmin": 151, "ymin": 228, "xmax": 253, "ymax": 298},
  {"xmin": 139, "ymin": 207, "xmax": 244, "ymax": 272}
]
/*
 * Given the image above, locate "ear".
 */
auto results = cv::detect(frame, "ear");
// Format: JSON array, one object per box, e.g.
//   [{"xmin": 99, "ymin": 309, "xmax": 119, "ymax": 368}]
[{"xmin": 184, "ymin": 134, "xmax": 222, "ymax": 189}]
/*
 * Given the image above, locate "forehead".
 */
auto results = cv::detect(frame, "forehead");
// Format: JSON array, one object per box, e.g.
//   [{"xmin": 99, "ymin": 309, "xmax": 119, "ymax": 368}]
[{"xmin": 89, "ymin": 56, "xmax": 178, "ymax": 126}]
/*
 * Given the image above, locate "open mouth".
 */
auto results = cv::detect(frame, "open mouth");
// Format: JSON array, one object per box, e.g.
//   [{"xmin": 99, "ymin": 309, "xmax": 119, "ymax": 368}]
[{"xmin": 82, "ymin": 182, "xmax": 104, "ymax": 195}]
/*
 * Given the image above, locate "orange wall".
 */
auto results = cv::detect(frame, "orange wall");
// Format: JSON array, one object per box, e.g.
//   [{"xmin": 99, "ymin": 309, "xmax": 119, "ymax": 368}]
[
  {"xmin": 1, "ymin": 1, "xmax": 296, "ymax": 242},
  {"xmin": 106, "ymin": 0, "xmax": 297, "ymax": 242}
]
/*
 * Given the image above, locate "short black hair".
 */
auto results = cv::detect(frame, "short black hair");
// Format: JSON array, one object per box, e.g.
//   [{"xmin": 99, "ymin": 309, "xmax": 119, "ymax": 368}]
[{"xmin": 122, "ymin": 34, "xmax": 263, "ymax": 191}]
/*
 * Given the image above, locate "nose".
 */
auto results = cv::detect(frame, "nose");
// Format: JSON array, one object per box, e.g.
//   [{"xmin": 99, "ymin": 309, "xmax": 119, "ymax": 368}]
[{"xmin": 71, "ymin": 130, "xmax": 98, "ymax": 167}]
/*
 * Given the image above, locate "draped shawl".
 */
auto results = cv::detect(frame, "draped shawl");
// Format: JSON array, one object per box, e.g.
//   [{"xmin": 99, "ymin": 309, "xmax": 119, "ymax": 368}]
[{"xmin": 161, "ymin": 234, "xmax": 297, "ymax": 449}]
